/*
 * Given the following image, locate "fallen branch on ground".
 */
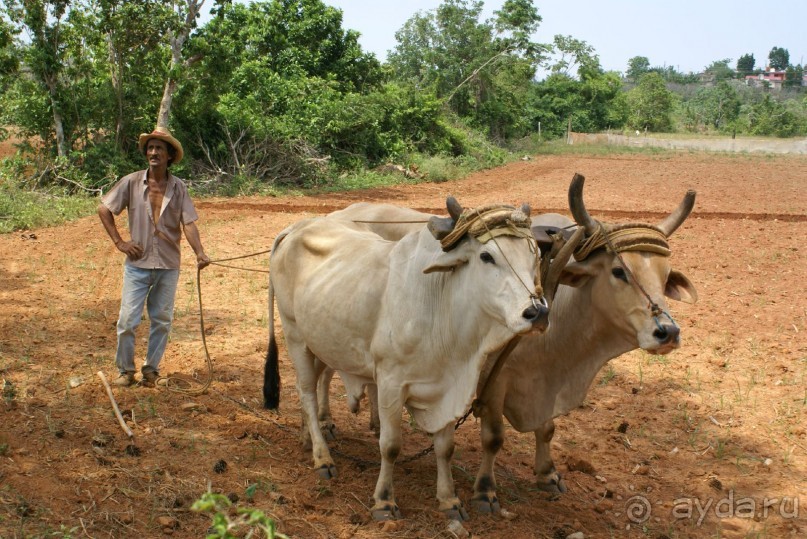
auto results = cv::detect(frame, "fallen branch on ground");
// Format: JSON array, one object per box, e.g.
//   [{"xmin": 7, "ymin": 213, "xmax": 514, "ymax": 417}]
[{"xmin": 97, "ymin": 371, "xmax": 133, "ymax": 439}]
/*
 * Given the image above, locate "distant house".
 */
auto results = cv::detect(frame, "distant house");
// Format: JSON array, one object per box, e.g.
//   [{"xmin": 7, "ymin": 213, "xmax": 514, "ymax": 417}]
[{"xmin": 745, "ymin": 67, "xmax": 788, "ymax": 90}]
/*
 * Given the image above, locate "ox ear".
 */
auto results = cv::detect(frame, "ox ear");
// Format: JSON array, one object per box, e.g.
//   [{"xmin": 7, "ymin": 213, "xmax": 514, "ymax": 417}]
[
  {"xmin": 665, "ymin": 269, "xmax": 698, "ymax": 303},
  {"xmin": 557, "ymin": 261, "xmax": 596, "ymax": 288},
  {"xmin": 422, "ymin": 248, "xmax": 470, "ymax": 274}
]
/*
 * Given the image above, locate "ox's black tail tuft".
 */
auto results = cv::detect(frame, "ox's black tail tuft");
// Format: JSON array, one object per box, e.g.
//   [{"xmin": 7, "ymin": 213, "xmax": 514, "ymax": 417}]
[{"xmin": 263, "ymin": 334, "xmax": 280, "ymax": 409}]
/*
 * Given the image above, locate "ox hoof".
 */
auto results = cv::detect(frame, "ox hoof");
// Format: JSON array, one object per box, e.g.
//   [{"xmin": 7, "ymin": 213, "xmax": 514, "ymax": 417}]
[
  {"xmin": 315, "ymin": 464, "xmax": 337, "ymax": 480},
  {"xmin": 535, "ymin": 475, "xmax": 567, "ymax": 494},
  {"xmin": 371, "ymin": 505, "xmax": 401, "ymax": 521},
  {"xmin": 470, "ymin": 495, "xmax": 500, "ymax": 514},
  {"xmin": 442, "ymin": 504, "xmax": 469, "ymax": 522},
  {"xmin": 320, "ymin": 422, "xmax": 337, "ymax": 441}
]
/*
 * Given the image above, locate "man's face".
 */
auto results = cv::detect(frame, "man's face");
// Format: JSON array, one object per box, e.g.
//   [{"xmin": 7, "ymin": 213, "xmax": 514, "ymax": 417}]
[{"xmin": 146, "ymin": 139, "xmax": 170, "ymax": 168}]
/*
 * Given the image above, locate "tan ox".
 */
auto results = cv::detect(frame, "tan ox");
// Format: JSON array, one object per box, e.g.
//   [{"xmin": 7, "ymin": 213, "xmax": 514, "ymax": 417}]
[
  {"xmin": 469, "ymin": 174, "xmax": 697, "ymax": 512},
  {"xmin": 315, "ymin": 174, "xmax": 698, "ymax": 514},
  {"xmin": 263, "ymin": 198, "xmax": 550, "ymax": 520}
]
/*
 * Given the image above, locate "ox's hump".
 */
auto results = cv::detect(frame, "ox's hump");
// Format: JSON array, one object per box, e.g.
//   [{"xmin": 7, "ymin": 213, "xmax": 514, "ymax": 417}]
[{"xmin": 300, "ymin": 231, "xmax": 343, "ymax": 257}]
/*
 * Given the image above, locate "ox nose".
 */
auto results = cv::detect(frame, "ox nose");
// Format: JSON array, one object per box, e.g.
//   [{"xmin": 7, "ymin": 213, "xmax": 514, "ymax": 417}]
[
  {"xmin": 522, "ymin": 300, "xmax": 550, "ymax": 332},
  {"xmin": 653, "ymin": 323, "xmax": 680, "ymax": 345}
]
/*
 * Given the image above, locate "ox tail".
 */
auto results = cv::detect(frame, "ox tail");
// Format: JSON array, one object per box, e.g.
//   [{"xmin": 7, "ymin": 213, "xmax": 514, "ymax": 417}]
[{"xmin": 263, "ymin": 274, "xmax": 281, "ymax": 409}]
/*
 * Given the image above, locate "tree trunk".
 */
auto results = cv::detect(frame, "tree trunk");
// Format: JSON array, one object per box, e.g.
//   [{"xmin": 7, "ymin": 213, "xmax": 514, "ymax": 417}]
[
  {"xmin": 157, "ymin": 77, "xmax": 178, "ymax": 129},
  {"xmin": 156, "ymin": 0, "xmax": 205, "ymax": 128},
  {"xmin": 52, "ymin": 103, "xmax": 68, "ymax": 158},
  {"xmin": 107, "ymin": 32, "xmax": 125, "ymax": 148},
  {"xmin": 45, "ymin": 75, "xmax": 69, "ymax": 158}
]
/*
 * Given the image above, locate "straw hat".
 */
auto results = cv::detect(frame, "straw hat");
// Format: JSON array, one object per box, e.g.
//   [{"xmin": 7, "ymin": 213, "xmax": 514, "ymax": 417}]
[{"xmin": 138, "ymin": 126, "xmax": 184, "ymax": 165}]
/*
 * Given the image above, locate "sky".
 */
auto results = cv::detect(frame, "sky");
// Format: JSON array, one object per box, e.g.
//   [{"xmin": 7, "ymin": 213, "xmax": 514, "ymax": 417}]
[{"xmin": 205, "ymin": 1, "xmax": 806, "ymax": 77}]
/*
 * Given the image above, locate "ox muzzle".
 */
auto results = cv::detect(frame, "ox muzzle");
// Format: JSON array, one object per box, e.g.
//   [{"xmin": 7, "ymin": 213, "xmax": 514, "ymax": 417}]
[{"xmin": 522, "ymin": 295, "xmax": 549, "ymax": 333}]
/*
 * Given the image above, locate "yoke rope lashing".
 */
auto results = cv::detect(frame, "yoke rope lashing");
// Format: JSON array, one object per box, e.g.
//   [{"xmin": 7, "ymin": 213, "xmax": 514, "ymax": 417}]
[{"xmin": 574, "ymin": 224, "xmax": 670, "ymax": 261}]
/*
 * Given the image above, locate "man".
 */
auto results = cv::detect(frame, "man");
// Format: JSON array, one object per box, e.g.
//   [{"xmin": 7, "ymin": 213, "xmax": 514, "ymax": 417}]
[{"xmin": 98, "ymin": 126, "xmax": 210, "ymax": 387}]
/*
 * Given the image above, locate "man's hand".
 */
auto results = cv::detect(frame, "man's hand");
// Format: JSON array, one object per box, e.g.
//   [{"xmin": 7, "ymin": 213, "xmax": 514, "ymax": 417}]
[
  {"xmin": 117, "ymin": 240, "xmax": 144, "ymax": 261},
  {"xmin": 196, "ymin": 252, "xmax": 211, "ymax": 270}
]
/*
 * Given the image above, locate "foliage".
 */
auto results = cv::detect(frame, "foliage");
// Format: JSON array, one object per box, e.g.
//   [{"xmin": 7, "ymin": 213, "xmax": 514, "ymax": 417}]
[
  {"xmin": 526, "ymin": 70, "xmax": 627, "ymax": 137},
  {"xmin": 626, "ymin": 56, "xmax": 698, "ymax": 84},
  {"xmin": 387, "ymin": 0, "xmax": 546, "ymax": 139},
  {"xmin": 703, "ymin": 59, "xmax": 735, "ymax": 82},
  {"xmin": 768, "ymin": 46, "xmax": 789, "ymax": 71},
  {"xmin": 549, "ymin": 35, "xmax": 597, "ymax": 78},
  {"xmin": 3, "ymin": 0, "xmax": 72, "ymax": 157},
  {"xmin": 626, "ymin": 72, "xmax": 676, "ymax": 132},
  {"xmin": 192, "ymin": 490, "xmax": 289, "ymax": 539},
  {"xmin": 737, "ymin": 53, "xmax": 755, "ymax": 76},
  {"xmin": 784, "ymin": 64, "xmax": 804, "ymax": 89},
  {"xmin": 0, "ymin": 162, "xmax": 97, "ymax": 233},
  {"xmin": 648, "ymin": 65, "xmax": 699, "ymax": 84},
  {"xmin": 174, "ymin": 0, "xmax": 394, "ymax": 183},
  {"xmin": 745, "ymin": 95, "xmax": 805, "ymax": 137},
  {"xmin": 626, "ymin": 56, "xmax": 650, "ymax": 81},
  {"xmin": 0, "ymin": 16, "xmax": 18, "ymax": 98},
  {"xmin": 681, "ymin": 81, "xmax": 741, "ymax": 132},
  {"xmin": 1, "ymin": 0, "xmax": 174, "ymax": 171}
]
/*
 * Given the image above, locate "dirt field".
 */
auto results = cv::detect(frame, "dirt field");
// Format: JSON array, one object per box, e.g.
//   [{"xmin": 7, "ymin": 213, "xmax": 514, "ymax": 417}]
[{"xmin": 1, "ymin": 152, "xmax": 805, "ymax": 539}]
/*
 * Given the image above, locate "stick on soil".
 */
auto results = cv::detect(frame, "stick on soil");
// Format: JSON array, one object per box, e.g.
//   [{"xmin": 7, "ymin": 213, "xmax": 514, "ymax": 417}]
[{"xmin": 97, "ymin": 371, "xmax": 134, "ymax": 439}]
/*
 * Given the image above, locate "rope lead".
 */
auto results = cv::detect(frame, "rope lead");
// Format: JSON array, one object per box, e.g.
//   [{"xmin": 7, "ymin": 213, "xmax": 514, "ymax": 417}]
[{"xmin": 158, "ymin": 248, "xmax": 272, "ymax": 395}]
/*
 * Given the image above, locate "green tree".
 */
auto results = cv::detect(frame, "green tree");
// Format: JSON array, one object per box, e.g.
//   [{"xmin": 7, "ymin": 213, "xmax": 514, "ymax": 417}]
[
  {"xmin": 526, "ymin": 68, "xmax": 626, "ymax": 138},
  {"xmin": 768, "ymin": 46, "xmax": 789, "ymax": 71},
  {"xmin": 746, "ymin": 94, "xmax": 803, "ymax": 136},
  {"xmin": 156, "ymin": 0, "xmax": 208, "ymax": 128},
  {"xmin": 626, "ymin": 56, "xmax": 650, "ymax": 81},
  {"xmin": 95, "ymin": 0, "xmax": 176, "ymax": 152},
  {"xmin": 0, "ymin": 17, "xmax": 18, "ymax": 145},
  {"xmin": 4, "ymin": 0, "xmax": 72, "ymax": 157},
  {"xmin": 686, "ymin": 81, "xmax": 741, "ymax": 131},
  {"xmin": 549, "ymin": 35, "xmax": 596, "ymax": 78},
  {"xmin": 387, "ymin": 0, "xmax": 546, "ymax": 138},
  {"xmin": 736, "ymin": 53, "xmax": 755, "ymax": 76},
  {"xmin": 0, "ymin": 17, "xmax": 18, "ymax": 91},
  {"xmin": 626, "ymin": 72, "xmax": 675, "ymax": 132},
  {"xmin": 784, "ymin": 64, "xmax": 803, "ymax": 89},
  {"xmin": 704, "ymin": 59, "xmax": 734, "ymax": 82},
  {"xmin": 175, "ymin": 0, "xmax": 449, "ymax": 178},
  {"xmin": 648, "ymin": 64, "xmax": 698, "ymax": 84}
]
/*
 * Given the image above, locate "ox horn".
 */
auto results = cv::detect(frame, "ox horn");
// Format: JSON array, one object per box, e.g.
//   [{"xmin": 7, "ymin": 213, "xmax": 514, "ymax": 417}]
[
  {"xmin": 520, "ymin": 202, "xmax": 531, "ymax": 217},
  {"xmin": 542, "ymin": 226, "xmax": 585, "ymax": 305},
  {"xmin": 657, "ymin": 190, "xmax": 696, "ymax": 237},
  {"xmin": 446, "ymin": 196, "xmax": 463, "ymax": 221},
  {"xmin": 568, "ymin": 173, "xmax": 598, "ymax": 235},
  {"xmin": 428, "ymin": 196, "xmax": 464, "ymax": 241}
]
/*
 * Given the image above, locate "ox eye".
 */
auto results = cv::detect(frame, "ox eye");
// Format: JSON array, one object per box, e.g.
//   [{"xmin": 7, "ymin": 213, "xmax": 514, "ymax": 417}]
[
  {"xmin": 612, "ymin": 267, "xmax": 628, "ymax": 282},
  {"xmin": 480, "ymin": 252, "xmax": 495, "ymax": 264}
]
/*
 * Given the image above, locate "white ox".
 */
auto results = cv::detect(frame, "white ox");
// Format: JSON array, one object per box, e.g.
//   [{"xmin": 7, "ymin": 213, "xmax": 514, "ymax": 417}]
[
  {"xmin": 263, "ymin": 198, "xmax": 550, "ymax": 520},
  {"xmin": 316, "ymin": 174, "xmax": 698, "ymax": 513}
]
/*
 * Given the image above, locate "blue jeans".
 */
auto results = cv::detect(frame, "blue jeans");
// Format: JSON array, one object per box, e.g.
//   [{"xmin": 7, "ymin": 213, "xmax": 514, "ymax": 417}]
[{"xmin": 115, "ymin": 265, "xmax": 180, "ymax": 375}]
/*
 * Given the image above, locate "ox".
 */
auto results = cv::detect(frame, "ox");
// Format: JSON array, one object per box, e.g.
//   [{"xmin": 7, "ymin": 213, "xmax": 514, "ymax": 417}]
[
  {"xmin": 314, "ymin": 174, "xmax": 698, "ymax": 513},
  {"xmin": 263, "ymin": 198, "xmax": 551, "ymax": 520},
  {"xmin": 469, "ymin": 174, "xmax": 698, "ymax": 511}
]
